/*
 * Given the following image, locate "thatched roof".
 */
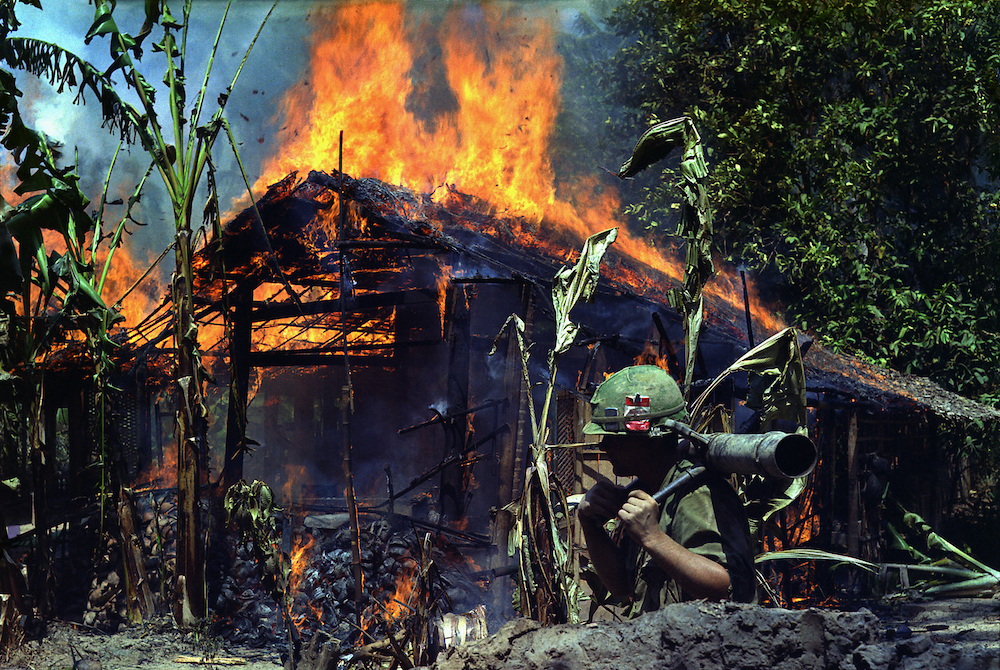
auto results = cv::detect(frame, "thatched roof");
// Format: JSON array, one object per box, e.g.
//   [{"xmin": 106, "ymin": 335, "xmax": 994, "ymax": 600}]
[
  {"xmin": 201, "ymin": 169, "xmax": 1000, "ymax": 426},
  {"xmin": 804, "ymin": 342, "xmax": 1000, "ymax": 423}
]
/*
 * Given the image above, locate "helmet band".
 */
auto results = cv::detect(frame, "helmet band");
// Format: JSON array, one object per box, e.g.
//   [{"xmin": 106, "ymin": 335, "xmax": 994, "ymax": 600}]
[{"xmin": 588, "ymin": 404, "xmax": 686, "ymax": 428}]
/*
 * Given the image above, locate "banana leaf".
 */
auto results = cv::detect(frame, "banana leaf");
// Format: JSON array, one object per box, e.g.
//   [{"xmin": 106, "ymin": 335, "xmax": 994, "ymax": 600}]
[
  {"xmin": 756, "ymin": 548, "xmax": 878, "ymax": 572},
  {"xmin": 495, "ymin": 228, "xmax": 617, "ymax": 624},
  {"xmin": 690, "ymin": 327, "xmax": 807, "ymax": 429},
  {"xmin": 891, "ymin": 503, "xmax": 1000, "ymax": 582},
  {"xmin": 550, "ymin": 227, "xmax": 617, "ymax": 364},
  {"xmin": 618, "ymin": 117, "xmax": 713, "ymax": 394}
]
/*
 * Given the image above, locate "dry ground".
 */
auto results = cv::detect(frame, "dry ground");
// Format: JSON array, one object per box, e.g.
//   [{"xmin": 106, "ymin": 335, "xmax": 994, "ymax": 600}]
[{"xmin": 3, "ymin": 597, "xmax": 997, "ymax": 670}]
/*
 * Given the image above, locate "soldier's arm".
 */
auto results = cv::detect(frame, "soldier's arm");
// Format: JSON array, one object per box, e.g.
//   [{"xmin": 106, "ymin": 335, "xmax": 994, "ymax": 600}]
[{"xmin": 619, "ymin": 490, "xmax": 731, "ymax": 601}]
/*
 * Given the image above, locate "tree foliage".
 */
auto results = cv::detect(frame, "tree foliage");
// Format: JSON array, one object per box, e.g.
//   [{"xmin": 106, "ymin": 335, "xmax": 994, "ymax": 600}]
[{"xmin": 602, "ymin": 0, "xmax": 1000, "ymax": 404}]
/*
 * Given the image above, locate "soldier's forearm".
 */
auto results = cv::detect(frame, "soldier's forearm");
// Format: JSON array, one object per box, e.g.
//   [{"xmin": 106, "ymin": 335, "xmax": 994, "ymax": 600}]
[{"xmin": 641, "ymin": 528, "xmax": 731, "ymax": 601}]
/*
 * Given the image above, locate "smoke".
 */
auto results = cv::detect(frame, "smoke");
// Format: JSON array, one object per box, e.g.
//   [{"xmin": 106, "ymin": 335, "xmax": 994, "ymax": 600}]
[
  {"xmin": 10, "ymin": 0, "xmax": 310, "ymax": 269},
  {"xmin": 11, "ymin": 0, "xmax": 621, "ymax": 291}
]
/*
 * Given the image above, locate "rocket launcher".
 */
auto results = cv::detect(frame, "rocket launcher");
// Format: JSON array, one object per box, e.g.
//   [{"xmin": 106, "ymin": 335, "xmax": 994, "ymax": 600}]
[{"xmin": 642, "ymin": 420, "xmax": 818, "ymax": 505}]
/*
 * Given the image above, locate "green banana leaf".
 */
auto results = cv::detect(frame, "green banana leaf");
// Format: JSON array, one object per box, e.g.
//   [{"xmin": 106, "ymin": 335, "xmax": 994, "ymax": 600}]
[
  {"xmin": 550, "ymin": 227, "xmax": 618, "ymax": 363},
  {"xmin": 690, "ymin": 327, "xmax": 808, "ymax": 429},
  {"xmin": 619, "ymin": 117, "xmax": 713, "ymax": 395}
]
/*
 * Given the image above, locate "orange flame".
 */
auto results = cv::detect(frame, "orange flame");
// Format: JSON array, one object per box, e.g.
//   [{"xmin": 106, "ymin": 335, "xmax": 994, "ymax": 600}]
[
  {"xmin": 361, "ymin": 561, "xmax": 418, "ymax": 633},
  {"xmin": 289, "ymin": 533, "xmax": 317, "ymax": 594},
  {"xmin": 255, "ymin": 3, "xmax": 784, "ymax": 338}
]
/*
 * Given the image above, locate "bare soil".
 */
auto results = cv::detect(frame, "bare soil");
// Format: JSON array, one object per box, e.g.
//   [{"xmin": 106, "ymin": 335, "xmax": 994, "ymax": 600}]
[
  {"xmin": 1, "ymin": 616, "xmax": 284, "ymax": 670},
  {"xmin": 3, "ymin": 597, "xmax": 998, "ymax": 670},
  {"xmin": 429, "ymin": 599, "xmax": 1000, "ymax": 670}
]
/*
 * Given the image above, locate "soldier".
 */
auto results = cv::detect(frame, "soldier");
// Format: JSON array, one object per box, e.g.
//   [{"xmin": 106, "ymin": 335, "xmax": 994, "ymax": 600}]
[{"xmin": 576, "ymin": 365, "xmax": 756, "ymax": 616}]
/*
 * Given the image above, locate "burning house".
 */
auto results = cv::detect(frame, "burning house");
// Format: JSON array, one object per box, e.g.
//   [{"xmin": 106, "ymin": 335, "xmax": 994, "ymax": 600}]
[
  {"xmin": 6, "ymin": 1, "xmax": 1000, "ymax": 662},
  {"xmin": 61, "ymin": 161, "xmax": 988, "ymax": 640}
]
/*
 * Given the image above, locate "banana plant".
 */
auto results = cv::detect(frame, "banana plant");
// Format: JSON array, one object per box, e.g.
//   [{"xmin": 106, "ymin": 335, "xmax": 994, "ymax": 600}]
[
  {"xmin": 1, "ymin": 0, "xmax": 152, "ymax": 629},
  {"xmin": 884, "ymin": 500, "xmax": 1000, "ymax": 598},
  {"xmin": 491, "ymin": 226, "xmax": 618, "ymax": 624},
  {"xmin": 618, "ymin": 117, "xmax": 714, "ymax": 396},
  {"xmin": 4, "ymin": 0, "xmax": 277, "ymax": 627},
  {"xmin": 224, "ymin": 479, "xmax": 299, "ymax": 666},
  {"xmin": 752, "ymin": 501, "xmax": 1000, "ymax": 603}
]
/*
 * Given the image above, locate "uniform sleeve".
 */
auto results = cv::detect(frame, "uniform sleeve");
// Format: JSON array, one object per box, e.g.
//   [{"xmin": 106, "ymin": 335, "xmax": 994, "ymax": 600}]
[
  {"xmin": 665, "ymin": 484, "xmax": 728, "ymax": 564},
  {"xmin": 666, "ymin": 480, "xmax": 758, "ymax": 603}
]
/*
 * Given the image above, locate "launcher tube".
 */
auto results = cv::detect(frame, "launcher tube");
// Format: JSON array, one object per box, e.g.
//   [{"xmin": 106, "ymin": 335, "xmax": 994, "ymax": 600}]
[{"xmin": 660, "ymin": 419, "xmax": 817, "ymax": 479}]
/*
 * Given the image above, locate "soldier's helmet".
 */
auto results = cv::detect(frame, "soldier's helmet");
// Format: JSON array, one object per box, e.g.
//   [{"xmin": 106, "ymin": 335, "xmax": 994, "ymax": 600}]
[{"xmin": 583, "ymin": 365, "xmax": 687, "ymax": 437}]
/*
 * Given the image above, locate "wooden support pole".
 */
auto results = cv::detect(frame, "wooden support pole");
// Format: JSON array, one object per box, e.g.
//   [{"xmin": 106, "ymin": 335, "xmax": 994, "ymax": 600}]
[
  {"xmin": 338, "ymin": 128, "xmax": 364, "ymax": 632},
  {"xmin": 847, "ymin": 410, "xmax": 860, "ymax": 559},
  {"xmin": 221, "ymin": 283, "xmax": 253, "ymax": 492},
  {"xmin": 491, "ymin": 285, "xmax": 531, "ymax": 559},
  {"xmin": 67, "ymin": 377, "xmax": 89, "ymax": 501},
  {"xmin": 439, "ymin": 283, "xmax": 472, "ymax": 522}
]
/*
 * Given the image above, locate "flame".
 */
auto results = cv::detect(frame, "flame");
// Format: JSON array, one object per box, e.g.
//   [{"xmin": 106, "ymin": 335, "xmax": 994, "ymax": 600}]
[
  {"xmin": 4, "ymin": 201, "xmax": 164, "ymax": 341},
  {"xmin": 288, "ymin": 532, "xmax": 324, "ymax": 632},
  {"xmin": 253, "ymin": 2, "xmax": 784, "ymax": 341},
  {"xmin": 289, "ymin": 532, "xmax": 317, "ymax": 594},
  {"xmin": 634, "ymin": 341, "xmax": 674, "ymax": 373},
  {"xmin": 0, "ymin": 159, "xmax": 22, "ymax": 206},
  {"xmin": 383, "ymin": 562, "xmax": 418, "ymax": 622},
  {"xmin": 437, "ymin": 265, "xmax": 452, "ymax": 336},
  {"xmin": 132, "ymin": 393, "xmax": 180, "ymax": 490},
  {"xmin": 282, "ymin": 463, "xmax": 314, "ymax": 508},
  {"xmin": 362, "ymin": 561, "xmax": 418, "ymax": 633},
  {"xmin": 707, "ymin": 265, "xmax": 787, "ymax": 339}
]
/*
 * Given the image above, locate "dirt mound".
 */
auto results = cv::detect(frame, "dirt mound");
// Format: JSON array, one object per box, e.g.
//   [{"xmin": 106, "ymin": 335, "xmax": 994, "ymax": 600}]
[
  {"xmin": 427, "ymin": 602, "xmax": 999, "ymax": 670},
  {"xmin": 4, "ymin": 600, "xmax": 997, "ymax": 669}
]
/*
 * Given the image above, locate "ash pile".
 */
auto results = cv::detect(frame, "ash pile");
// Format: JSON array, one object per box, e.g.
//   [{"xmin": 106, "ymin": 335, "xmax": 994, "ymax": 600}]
[{"xmin": 211, "ymin": 510, "xmax": 493, "ymax": 658}]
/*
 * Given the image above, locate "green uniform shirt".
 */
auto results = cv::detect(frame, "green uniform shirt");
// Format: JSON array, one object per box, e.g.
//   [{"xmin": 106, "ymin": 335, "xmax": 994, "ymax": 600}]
[{"xmin": 621, "ymin": 460, "xmax": 757, "ymax": 617}]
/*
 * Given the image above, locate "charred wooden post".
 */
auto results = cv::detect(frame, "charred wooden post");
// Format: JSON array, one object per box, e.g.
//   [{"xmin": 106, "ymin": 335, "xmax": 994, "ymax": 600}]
[
  {"xmin": 440, "ymin": 282, "xmax": 472, "ymax": 522},
  {"xmin": 511, "ymin": 286, "xmax": 535, "ymax": 503},
  {"xmin": 929, "ymin": 414, "xmax": 945, "ymax": 531},
  {"xmin": 338, "ymin": 135, "xmax": 365, "ymax": 632},
  {"xmin": 847, "ymin": 410, "xmax": 860, "ymax": 560},
  {"xmin": 489, "ymin": 284, "xmax": 533, "ymax": 617},
  {"xmin": 66, "ymin": 375, "xmax": 90, "ymax": 501},
  {"xmin": 135, "ymin": 361, "xmax": 153, "ymax": 483},
  {"xmin": 385, "ymin": 465, "xmax": 395, "ymax": 517},
  {"xmin": 221, "ymin": 282, "xmax": 253, "ymax": 491},
  {"xmin": 819, "ymin": 404, "xmax": 838, "ymax": 560},
  {"xmin": 293, "ymin": 391, "xmax": 315, "ymax": 479}
]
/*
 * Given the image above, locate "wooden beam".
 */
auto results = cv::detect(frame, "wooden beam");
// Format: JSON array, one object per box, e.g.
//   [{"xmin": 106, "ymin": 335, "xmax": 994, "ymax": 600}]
[
  {"xmin": 221, "ymin": 284, "xmax": 252, "ymax": 491},
  {"xmin": 847, "ymin": 410, "xmax": 860, "ymax": 558},
  {"xmin": 249, "ymin": 289, "xmax": 437, "ymax": 322}
]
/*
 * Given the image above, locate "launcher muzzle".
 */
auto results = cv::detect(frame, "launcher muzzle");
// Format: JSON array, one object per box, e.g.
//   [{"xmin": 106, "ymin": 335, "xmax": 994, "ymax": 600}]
[{"xmin": 661, "ymin": 418, "xmax": 818, "ymax": 479}]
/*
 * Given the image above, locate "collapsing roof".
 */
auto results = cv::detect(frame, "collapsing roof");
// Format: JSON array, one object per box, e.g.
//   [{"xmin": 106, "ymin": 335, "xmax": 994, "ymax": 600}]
[{"xmin": 195, "ymin": 169, "xmax": 1000, "ymax": 425}]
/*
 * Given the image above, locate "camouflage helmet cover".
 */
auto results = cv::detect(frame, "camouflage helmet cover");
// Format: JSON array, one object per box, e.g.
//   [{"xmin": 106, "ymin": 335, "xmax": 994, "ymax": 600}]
[{"xmin": 584, "ymin": 365, "xmax": 687, "ymax": 437}]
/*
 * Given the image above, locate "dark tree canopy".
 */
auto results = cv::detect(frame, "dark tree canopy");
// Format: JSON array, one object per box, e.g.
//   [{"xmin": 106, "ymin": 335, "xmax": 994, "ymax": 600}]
[{"xmin": 602, "ymin": 0, "xmax": 1000, "ymax": 403}]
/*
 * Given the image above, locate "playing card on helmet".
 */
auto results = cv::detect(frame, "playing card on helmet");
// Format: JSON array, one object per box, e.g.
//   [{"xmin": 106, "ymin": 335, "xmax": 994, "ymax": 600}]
[{"xmin": 624, "ymin": 394, "xmax": 650, "ymax": 431}]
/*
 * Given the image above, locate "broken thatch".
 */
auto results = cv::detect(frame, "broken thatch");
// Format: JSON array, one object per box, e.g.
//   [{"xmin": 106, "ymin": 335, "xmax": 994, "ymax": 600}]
[{"xmin": 804, "ymin": 343, "xmax": 1000, "ymax": 424}]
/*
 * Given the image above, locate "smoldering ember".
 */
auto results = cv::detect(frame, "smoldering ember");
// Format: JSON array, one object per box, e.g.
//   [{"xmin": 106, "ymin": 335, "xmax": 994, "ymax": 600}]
[{"xmin": 3, "ymin": 3, "xmax": 1000, "ymax": 670}]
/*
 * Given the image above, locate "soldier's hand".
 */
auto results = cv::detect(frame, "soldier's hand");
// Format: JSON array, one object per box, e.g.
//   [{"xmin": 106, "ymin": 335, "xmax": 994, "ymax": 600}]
[
  {"xmin": 578, "ymin": 478, "xmax": 626, "ymax": 524},
  {"xmin": 619, "ymin": 489, "xmax": 661, "ymax": 546}
]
